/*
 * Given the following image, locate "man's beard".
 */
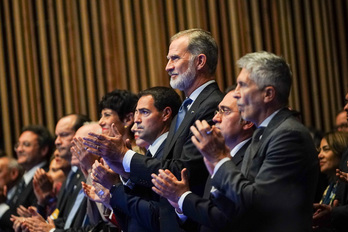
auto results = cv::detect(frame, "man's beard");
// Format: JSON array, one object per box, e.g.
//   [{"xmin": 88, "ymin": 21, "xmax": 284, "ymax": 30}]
[{"xmin": 170, "ymin": 59, "xmax": 196, "ymax": 91}]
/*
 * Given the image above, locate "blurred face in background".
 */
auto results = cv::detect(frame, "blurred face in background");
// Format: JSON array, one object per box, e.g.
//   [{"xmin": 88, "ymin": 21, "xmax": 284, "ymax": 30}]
[
  {"xmin": 53, "ymin": 149, "xmax": 70, "ymax": 174},
  {"xmin": 15, "ymin": 131, "xmax": 43, "ymax": 171},
  {"xmin": 318, "ymin": 138, "xmax": 340, "ymax": 176},
  {"xmin": 55, "ymin": 116, "xmax": 77, "ymax": 164}
]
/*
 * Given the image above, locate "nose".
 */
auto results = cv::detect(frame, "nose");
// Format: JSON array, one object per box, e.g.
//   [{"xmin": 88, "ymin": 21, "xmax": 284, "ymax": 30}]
[
  {"xmin": 233, "ymin": 85, "xmax": 241, "ymax": 99},
  {"xmin": 165, "ymin": 60, "xmax": 174, "ymax": 73},
  {"xmin": 99, "ymin": 117, "xmax": 105, "ymax": 127},
  {"xmin": 318, "ymin": 151, "xmax": 324, "ymax": 159},
  {"xmin": 55, "ymin": 136, "xmax": 61, "ymax": 146},
  {"xmin": 213, "ymin": 112, "xmax": 221, "ymax": 124},
  {"xmin": 134, "ymin": 113, "xmax": 141, "ymax": 123}
]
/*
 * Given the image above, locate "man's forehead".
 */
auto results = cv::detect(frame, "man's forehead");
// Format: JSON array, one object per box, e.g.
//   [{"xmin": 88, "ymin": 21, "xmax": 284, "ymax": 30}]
[
  {"xmin": 168, "ymin": 37, "xmax": 189, "ymax": 55},
  {"xmin": 19, "ymin": 131, "xmax": 38, "ymax": 141},
  {"xmin": 56, "ymin": 116, "xmax": 77, "ymax": 132}
]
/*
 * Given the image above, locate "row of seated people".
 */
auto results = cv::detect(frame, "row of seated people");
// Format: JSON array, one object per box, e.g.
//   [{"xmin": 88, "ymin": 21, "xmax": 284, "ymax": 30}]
[{"xmin": 0, "ymin": 28, "xmax": 348, "ymax": 232}]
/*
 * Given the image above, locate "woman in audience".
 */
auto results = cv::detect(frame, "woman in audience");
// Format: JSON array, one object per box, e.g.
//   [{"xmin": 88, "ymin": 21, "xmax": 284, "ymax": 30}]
[
  {"xmin": 313, "ymin": 131, "xmax": 348, "ymax": 230},
  {"xmin": 98, "ymin": 89, "xmax": 144, "ymax": 154}
]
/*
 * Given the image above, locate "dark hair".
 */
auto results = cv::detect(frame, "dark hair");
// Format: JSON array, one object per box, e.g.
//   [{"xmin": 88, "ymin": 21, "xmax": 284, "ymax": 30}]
[
  {"xmin": 323, "ymin": 131, "xmax": 348, "ymax": 158},
  {"xmin": 171, "ymin": 28, "xmax": 218, "ymax": 75},
  {"xmin": 138, "ymin": 86, "xmax": 182, "ymax": 118},
  {"xmin": 98, "ymin": 89, "xmax": 138, "ymax": 120},
  {"xmin": 71, "ymin": 114, "xmax": 90, "ymax": 131},
  {"xmin": 21, "ymin": 125, "xmax": 55, "ymax": 159}
]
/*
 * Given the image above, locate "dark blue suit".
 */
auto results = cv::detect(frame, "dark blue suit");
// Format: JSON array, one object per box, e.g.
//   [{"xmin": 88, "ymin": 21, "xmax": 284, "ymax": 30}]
[{"xmin": 129, "ymin": 83, "xmax": 223, "ymax": 231}]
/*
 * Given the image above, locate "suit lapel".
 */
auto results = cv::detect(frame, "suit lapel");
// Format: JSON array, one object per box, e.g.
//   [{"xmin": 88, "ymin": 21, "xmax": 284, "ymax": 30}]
[
  {"xmin": 243, "ymin": 108, "xmax": 293, "ymax": 175},
  {"xmin": 163, "ymin": 83, "xmax": 220, "ymax": 156}
]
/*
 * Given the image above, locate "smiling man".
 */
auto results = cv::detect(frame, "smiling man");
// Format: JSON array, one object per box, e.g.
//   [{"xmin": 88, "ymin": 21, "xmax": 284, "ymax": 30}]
[{"xmin": 0, "ymin": 125, "xmax": 55, "ymax": 231}]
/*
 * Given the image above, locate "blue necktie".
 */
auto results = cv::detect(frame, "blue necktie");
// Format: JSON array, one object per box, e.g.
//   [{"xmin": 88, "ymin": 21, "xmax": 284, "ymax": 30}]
[{"xmin": 175, "ymin": 98, "xmax": 192, "ymax": 132}]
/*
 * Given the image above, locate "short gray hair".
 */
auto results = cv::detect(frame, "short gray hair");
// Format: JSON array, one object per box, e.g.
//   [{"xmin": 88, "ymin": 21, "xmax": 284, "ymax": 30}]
[
  {"xmin": 237, "ymin": 51, "xmax": 292, "ymax": 106},
  {"xmin": 171, "ymin": 28, "xmax": 218, "ymax": 75}
]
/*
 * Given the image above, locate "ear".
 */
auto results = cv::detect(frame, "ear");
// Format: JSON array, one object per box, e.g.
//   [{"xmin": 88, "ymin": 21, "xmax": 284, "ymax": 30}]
[
  {"xmin": 241, "ymin": 120, "xmax": 254, "ymax": 130},
  {"xmin": 263, "ymin": 86, "xmax": 276, "ymax": 103},
  {"xmin": 161, "ymin": 107, "xmax": 172, "ymax": 123},
  {"xmin": 123, "ymin": 112, "xmax": 134, "ymax": 127},
  {"xmin": 40, "ymin": 146, "xmax": 49, "ymax": 158},
  {"xmin": 196, "ymin": 54, "xmax": 207, "ymax": 71},
  {"xmin": 10, "ymin": 168, "xmax": 19, "ymax": 182}
]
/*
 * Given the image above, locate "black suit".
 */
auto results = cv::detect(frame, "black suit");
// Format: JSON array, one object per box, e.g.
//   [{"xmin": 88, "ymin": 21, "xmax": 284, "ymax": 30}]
[
  {"xmin": 129, "ymin": 82, "xmax": 223, "ymax": 231},
  {"xmin": 211, "ymin": 108, "xmax": 319, "ymax": 232},
  {"xmin": 53, "ymin": 169, "xmax": 86, "ymax": 229},
  {"xmin": 0, "ymin": 162, "xmax": 49, "ymax": 232},
  {"xmin": 181, "ymin": 140, "xmax": 251, "ymax": 232},
  {"xmin": 111, "ymin": 139, "xmax": 166, "ymax": 232}
]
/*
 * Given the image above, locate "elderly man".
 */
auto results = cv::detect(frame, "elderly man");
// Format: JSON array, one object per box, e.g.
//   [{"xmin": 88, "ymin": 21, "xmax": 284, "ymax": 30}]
[
  {"xmin": 0, "ymin": 157, "xmax": 24, "ymax": 205},
  {"xmin": 184, "ymin": 52, "xmax": 318, "ymax": 231},
  {"xmin": 152, "ymin": 89, "xmax": 255, "ymax": 231},
  {"xmin": 84, "ymin": 29, "xmax": 223, "ymax": 231},
  {"xmin": 0, "ymin": 125, "xmax": 55, "ymax": 231}
]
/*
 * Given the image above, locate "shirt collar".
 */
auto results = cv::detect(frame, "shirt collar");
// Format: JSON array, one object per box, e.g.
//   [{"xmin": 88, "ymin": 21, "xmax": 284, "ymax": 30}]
[
  {"xmin": 187, "ymin": 80, "xmax": 215, "ymax": 103},
  {"xmin": 23, "ymin": 161, "xmax": 47, "ymax": 185},
  {"xmin": 148, "ymin": 132, "xmax": 169, "ymax": 157},
  {"xmin": 230, "ymin": 138, "xmax": 251, "ymax": 157},
  {"xmin": 259, "ymin": 109, "xmax": 281, "ymax": 128}
]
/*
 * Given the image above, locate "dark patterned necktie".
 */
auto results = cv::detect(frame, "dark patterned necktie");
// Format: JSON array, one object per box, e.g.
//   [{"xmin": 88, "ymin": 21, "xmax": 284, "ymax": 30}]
[{"xmin": 9, "ymin": 178, "xmax": 26, "ymax": 205}]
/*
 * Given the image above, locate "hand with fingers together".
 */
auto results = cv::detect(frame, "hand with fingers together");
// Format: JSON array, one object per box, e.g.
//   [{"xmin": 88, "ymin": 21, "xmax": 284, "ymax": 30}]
[
  {"xmin": 190, "ymin": 120, "xmax": 230, "ymax": 166},
  {"xmin": 336, "ymin": 168, "xmax": 348, "ymax": 182},
  {"xmin": 16, "ymin": 205, "xmax": 33, "ymax": 218},
  {"xmin": 91, "ymin": 158, "xmax": 121, "ymax": 189},
  {"xmin": 151, "ymin": 168, "xmax": 190, "ymax": 212},
  {"xmin": 83, "ymin": 123, "xmax": 129, "ymax": 173},
  {"xmin": 72, "ymin": 136, "xmax": 100, "ymax": 176},
  {"xmin": 33, "ymin": 168, "xmax": 54, "ymax": 205},
  {"xmin": 81, "ymin": 181, "xmax": 112, "ymax": 209}
]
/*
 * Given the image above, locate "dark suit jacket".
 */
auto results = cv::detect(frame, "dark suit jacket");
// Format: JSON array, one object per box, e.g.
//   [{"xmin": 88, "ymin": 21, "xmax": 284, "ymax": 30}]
[
  {"xmin": 211, "ymin": 108, "xmax": 319, "ymax": 232},
  {"xmin": 129, "ymin": 82, "xmax": 223, "ymax": 231},
  {"xmin": 54, "ymin": 169, "xmax": 86, "ymax": 229},
  {"xmin": 111, "ymin": 139, "xmax": 166, "ymax": 232},
  {"xmin": 0, "ymin": 162, "xmax": 49, "ymax": 232},
  {"xmin": 331, "ymin": 147, "xmax": 348, "ymax": 231},
  {"xmin": 181, "ymin": 140, "xmax": 251, "ymax": 232}
]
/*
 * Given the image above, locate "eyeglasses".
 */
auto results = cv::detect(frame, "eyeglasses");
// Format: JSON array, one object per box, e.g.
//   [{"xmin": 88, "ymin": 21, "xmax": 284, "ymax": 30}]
[
  {"xmin": 214, "ymin": 107, "xmax": 239, "ymax": 116},
  {"xmin": 14, "ymin": 141, "xmax": 34, "ymax": 152}
]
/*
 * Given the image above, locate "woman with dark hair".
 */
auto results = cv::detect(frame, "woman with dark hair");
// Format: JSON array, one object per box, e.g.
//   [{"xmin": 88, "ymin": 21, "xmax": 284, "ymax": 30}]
[
  {"xmin": 98, "ymin": 89, "xmax": 144, "ymax": 154},
  {"xmin": 313, "ymin": 131, "xmax": 348, "ymax": 231}
]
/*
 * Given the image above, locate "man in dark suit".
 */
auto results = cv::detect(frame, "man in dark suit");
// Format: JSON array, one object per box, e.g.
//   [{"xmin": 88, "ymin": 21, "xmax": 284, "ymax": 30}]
[
  {"xmin": 151, "ymin": 89, "xmax": 254, "ymax": 231},
  {"xmin": 0, "ymin": 125, "xmax": 55, "ymax": 231},
  {"xmin": 185, "ymin": 51, "xmax": 318, "ymax": 231},
  {"xmin": 105, "ymin": 86, "xmax": 181, "ymax": 232},
  {"xmin": 83, "ymin": 28, "xmax": 223, "ymax": 231}
]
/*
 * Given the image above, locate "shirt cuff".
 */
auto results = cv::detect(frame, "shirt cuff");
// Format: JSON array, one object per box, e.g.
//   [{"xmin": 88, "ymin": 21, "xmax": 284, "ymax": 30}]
[
  {"xmin": 0, "ymin": 203, "xmax": 9, "ymax": 219},
  {"xmin": 175, "ymin": 208, "xmax": 188, "ymax": 222},
  {"xmin": 178, "ymin": 191, "xmax": 192, "ymax": 212},
  {"xmin": 212, "ymin": 157, "xmax": 230, "ymax": 178},
  {"xmin": 120, "ymin": 176, "xmax": 135, "ymax": 189},
  {"xmin": 49, "ymin": 229, "xmax": 56, "ymax": 232},
  {"xmin": 123, "ymin": 150, "xmax": 136, "ymax": 172}
]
